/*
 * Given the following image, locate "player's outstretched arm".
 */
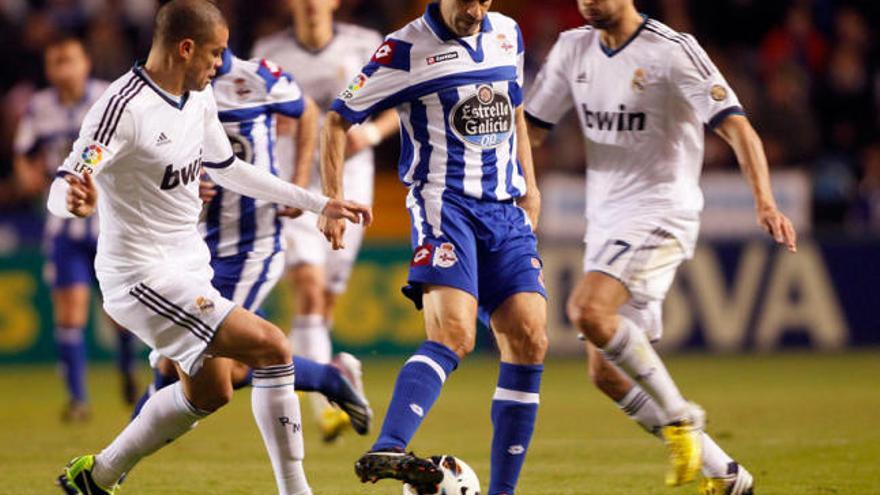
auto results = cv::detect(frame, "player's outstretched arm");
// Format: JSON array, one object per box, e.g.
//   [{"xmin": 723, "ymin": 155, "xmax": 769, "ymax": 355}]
[
  {"xmin": 514, "ymin": 106, "xmax": 542, "ymax": 230},
  {"xmin": 713, "ymin": 114, "xmax": 797, "ymax": 252},
  {"xmin": 47, "ymin": 172, "xmax": 97, "ymax": 218},
  {"xmin": 319, "ymin": 110, "xmax": 354, "ymax": 249},
  {"xmin": 205, "ymin": 156, "xmax": 371, "ymax": 226},
  {"xmin": 292, "ymin": 96, "xmax": 319, "ymax": 188}
]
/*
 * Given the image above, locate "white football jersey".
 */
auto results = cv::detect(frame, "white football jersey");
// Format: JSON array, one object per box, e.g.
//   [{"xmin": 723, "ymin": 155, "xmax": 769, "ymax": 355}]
[
  {"xmin": 329, "ymin": 4, "xmax": 527, "ymax": 205},
  {"xmin": 205, "ymin": 51, "xmax": 306, "ymax": 258},
  {"xmin": 55, "ymin": 64, "xmax": 234, "ymax": 284},
  {"xmin": 251, "ymin": 22, "xmax": 383, "ymax": 188},
  {"xmin": 525, "ymin": 18, "xmax": 743, "ymax": 253}
]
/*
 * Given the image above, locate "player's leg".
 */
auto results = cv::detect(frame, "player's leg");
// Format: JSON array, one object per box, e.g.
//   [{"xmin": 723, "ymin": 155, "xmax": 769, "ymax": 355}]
[
  {"xmin": 208, "ymin": 307, "xmax": 310, "ymax": 495},
  {"xmin": 51, "ymin": 283, "xmax": 91, "ymax": 422},
  {"xmin": 355, "ymin": 285, "xmax": 474, "ymax": 489},
  {"xmin": 487, "ymin": 292, "xmax": 548, "ymax": 495},
  {"xmin": 113, "ymin": 321, "xmax": 139, "ymax": 405}
]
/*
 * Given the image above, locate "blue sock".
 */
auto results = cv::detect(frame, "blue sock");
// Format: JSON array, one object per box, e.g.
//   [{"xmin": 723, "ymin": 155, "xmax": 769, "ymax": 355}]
[
  {"xmin": 372, "ymin": 341, "xmax": 460, "ymax": 451},
  {"xmin": 489, "ymin": 363, "xmax": 543, "ymax": 495},
  {"xmin": 131, "ymin": 366, "xmax": 179, "ymax": 418},
  {"xmin": 55, "ymin": 327, "xmax": 88, "ymax": 402},
  {"xmin": 116, "ymin": 329, "xmax": 136, "ymax": 374}
]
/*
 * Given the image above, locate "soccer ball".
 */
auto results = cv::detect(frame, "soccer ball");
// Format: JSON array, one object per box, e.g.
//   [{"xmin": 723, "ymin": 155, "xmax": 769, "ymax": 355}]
[{"xmin": 402, "ymin": 455, "xmax": 481, "ymax": 495}]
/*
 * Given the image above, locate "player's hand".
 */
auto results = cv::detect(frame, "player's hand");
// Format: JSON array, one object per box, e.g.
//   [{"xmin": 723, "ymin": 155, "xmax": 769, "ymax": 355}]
[
  {"xmin": 757, "ymin": 205, "xmax": 797, "ymax": 252},
  {"xmin": 65, "ymin": 172, "xmax": 97, "ymax": 218},
  {"xmin": 517, "ymin": 191, "xmax": 541, "ymax": 231},
  {"xmin": 319, "ymin": 216, "xmax": 346, "ymax": 250},
  {"xmin": 198, "ymin": 177, "xmax": 217, "ymax": 204},
  {"xmin": 321, "ymin": 198, "xmax": 373, "ymax": 226},
  {"xmin": 277, "ymin": 207, "xmax": 304, "ymax": 219}
]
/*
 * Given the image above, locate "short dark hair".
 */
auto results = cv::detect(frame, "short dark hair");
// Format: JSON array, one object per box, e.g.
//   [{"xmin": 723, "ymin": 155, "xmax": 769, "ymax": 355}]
[{"xmin": 153, "ymin": 0, "xmax": 227, "ymax": 47}]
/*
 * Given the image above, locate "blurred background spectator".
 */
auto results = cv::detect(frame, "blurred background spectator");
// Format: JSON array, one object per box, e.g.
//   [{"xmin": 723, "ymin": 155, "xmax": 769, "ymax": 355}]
[{"xmin": 0, "ymin": 0, "xmax": 877, "ymax": 242}]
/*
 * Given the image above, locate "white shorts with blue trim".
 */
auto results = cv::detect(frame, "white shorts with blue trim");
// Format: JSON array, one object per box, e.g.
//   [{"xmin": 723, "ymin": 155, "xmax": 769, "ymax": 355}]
[{"xmin": 101, "ymin": 269, "xmax": 236, "ymax": 377}]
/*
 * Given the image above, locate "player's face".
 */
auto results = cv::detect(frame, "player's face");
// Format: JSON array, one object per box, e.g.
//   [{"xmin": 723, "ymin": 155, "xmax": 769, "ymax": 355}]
[
  {"xmin": 45, "ymin": 41, "xmax": 90, "ymax": 92},
  {"xmin": 440, "ymin": 0, "xmax": 492, "ymax": 37},
  {"xmin": 183, "ymin": 25, "xmax": 229, "ymax": 92},
  {"xmin": 577, "ymin": 0, "xmax": 629, "ymax": 29},
  {"xmin": 290, "ymin": 0, "xmax": 339, "ymax": 28}
]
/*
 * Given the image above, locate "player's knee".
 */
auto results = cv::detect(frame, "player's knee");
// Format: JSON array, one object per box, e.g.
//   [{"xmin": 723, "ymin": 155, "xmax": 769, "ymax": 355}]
[
  {"xmin": 568, "ymin": 299, "xmax": 615, "ymax": 342},
  {"xmin": 507, "ymin": 321, "xmax": 548, "ymax": 363},
  {"xmin": 252, "ymin": 324, "xmax": 292, "ymax": 368},
  {"xmin": 191, "ymin": 383, "xmax": 234, "ymax": 412},
  {"xmin": 437, "ymin": 322, "xmax": 476, "ymax": 358}
]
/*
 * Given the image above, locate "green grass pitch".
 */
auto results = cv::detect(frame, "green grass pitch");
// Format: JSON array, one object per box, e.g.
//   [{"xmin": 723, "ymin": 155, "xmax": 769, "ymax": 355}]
[{"xmin": 1, "ymin": 351, "xmax": 878, "ymax": 494}]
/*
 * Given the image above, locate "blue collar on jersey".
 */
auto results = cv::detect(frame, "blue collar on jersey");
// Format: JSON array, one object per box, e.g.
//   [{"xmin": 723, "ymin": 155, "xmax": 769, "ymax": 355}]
[
  {"xmin": 132, "ymin": 60, "xmax": 190, "ymax": 110},
  {"xmin": 423, "ymin": 3, "xmax": 493, "ymax": 63},
  {"xmin": 599, "ymin": 14, "xmax": 648, "ymax": 58},
  {"xmin": 215, "ymin": 48, "xmax": 234, "ymax": 78}
]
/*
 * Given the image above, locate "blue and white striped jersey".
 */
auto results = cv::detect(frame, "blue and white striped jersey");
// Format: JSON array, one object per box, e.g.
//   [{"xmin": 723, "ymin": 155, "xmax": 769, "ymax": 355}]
[
  {"xmin": 204, "ymin": 51, "xmax": 306, "ymax": 258},
  {"xmin": 15, "ymin": 79, "xmax": 109, "ymax": 242},
  {"xmin": 330, "ymin": 3, "xmax": 527, "ymax": 202}
]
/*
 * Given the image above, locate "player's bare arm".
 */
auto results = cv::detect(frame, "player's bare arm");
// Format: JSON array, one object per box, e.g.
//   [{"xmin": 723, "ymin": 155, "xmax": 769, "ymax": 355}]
[
  {"xmin": 318, "ymin": 109, "xmax": 353, "ymax": 249},
  {"xmin": 515, "ymin": 106, "xmax": 541, "ymax": 229},
  {"xmin": 278, "ymin": 96, "xmax": 319, "ymax": 219},
  {"xmin": 714, "ymin": 114, "xmax": 798, "ymax": 252}
]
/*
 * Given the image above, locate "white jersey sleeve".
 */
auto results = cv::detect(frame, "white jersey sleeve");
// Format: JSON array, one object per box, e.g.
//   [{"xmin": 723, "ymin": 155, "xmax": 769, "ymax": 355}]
[
  {"xmin": 201, "ymin": 86, "xmax": 236, "ymax": 168},
  {"xmin": 667, "ymin": 34, "xmax": 743, "ymax": 128},
  {"xmin": 330, "ymin": 38, "xmax": 413, "ymax": 124},
  {"xmin": 524, "ymin": 33, "xmax": 576, "ymax": 128},
  {"xmin": 13, "ymin": 105, "xmax": 37, "ymax": 156}
]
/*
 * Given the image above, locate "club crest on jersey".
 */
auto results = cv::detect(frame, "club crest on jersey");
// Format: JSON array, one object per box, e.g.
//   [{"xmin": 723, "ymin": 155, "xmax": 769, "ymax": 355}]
[
  {"xmin": 450, "ymin": 84, "xmax": 513, "ymax": 149},
  {"xmin": 228, "ymin": 134, "xmax": 254, "ymax": 163},
  {"xmin": 432, "ymin": 242, "xmax": 457, "ymax": 268},
  {"xmin": 411, "ymin": 244, "xmax": 434, "ymax": 267},
  {"xmin": 496, "ymin": 33, "xmax": 515, "ymax": 54},
  {"xmin": 234, "ymin": 77, "xmax": 252, "ymax": 99},
  {"xmin": 631, "ymin": 68, "xmax": 647, "ymax": 92},
  {"xmin": 711, "ymin": 84, "xmax": 728, "ymax": 102}
]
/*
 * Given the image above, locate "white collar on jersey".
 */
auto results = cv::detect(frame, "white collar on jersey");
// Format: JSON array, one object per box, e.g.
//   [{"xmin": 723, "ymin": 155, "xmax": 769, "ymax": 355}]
[{"xmin": 132, "ymin": 61, "xmax": 189, "ymax": 110}]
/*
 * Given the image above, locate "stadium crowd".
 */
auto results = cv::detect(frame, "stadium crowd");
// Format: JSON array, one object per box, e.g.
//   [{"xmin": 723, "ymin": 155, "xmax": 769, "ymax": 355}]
[{"xmin": 0, "ymin": 0, "xmax": 876, "ymax": 233}]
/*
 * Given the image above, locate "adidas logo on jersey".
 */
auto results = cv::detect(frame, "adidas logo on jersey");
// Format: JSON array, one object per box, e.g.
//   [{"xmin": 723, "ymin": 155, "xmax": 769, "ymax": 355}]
[
  {"xmin": 156, "ymin": 132, "xmax": 171, "ymax": 146},
  {"xmin": 576, "ymin": 72, "xmax": 589, "ymax": 84},
  {"xmin": 582, "ymin": 103, "xmax": 646, "ymax": 132}
]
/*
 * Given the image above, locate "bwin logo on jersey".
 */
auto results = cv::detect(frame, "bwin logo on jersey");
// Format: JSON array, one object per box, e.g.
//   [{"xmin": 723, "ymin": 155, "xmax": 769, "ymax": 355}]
[
  {"xmin": 450, "ymin": 84, "xmax": 513, "ymax": 148},
  {"xmin": 582, "ymin": 103, "xmax": 646, "ymax": 132},
  {"xmin": 160, "ymin": 156, "xmax": 202, "ymax": 190}
]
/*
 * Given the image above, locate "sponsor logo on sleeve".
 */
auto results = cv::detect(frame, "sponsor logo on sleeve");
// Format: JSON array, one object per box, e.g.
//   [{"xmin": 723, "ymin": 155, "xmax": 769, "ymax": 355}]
[
  {"xmin": 371, "ymin": 40, "xmax": 397, "ymax": 64},
  {"xmin": 432, "ymin": 242, "xmax": 458, "ymax": 268},
  {"xmin": 260, "ymin": 59, "xmax": 282, "ymax": 78},
  {"xmin": 74, "ymin": 143, "xmax": 103, "ymax": 174},
  {"xmin": 340, "ymin": 73, "xmax": 367, "ymax": 101}
]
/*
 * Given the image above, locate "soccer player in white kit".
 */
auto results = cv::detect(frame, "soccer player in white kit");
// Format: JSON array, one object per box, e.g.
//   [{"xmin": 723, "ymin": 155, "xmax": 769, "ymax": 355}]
[
  {"xmin": 13, "ymin": 36, "xmax": 140, "ymax": 420},
  {"xmin": 526, "ymin": 0, "xmax": 797, "ymax": 493},
  {"xmin": 251, "ymin": 0, "xmax": 398, "ymax": 441},
  {"xmin": 50, "ymin": 2, "xmax": 370, "ymax": 494}
]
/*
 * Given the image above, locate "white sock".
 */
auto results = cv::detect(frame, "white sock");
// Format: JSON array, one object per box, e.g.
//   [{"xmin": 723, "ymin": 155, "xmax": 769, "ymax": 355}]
[
  {"xmin": 617, "ymin": 385, "xmax": 735, "ymax": 477},
  {"xmin": 289, "ymin": 314, "xmax": 334, "ymax": 416},
  {"xmin": 252, "ymin": 363, "xmax": 311, "ymax": 495},
  {"xmin": 289, "ymin": 314, "xmax": 331, "ymax": 363},
  {"xmin": 93, "ymin": 382, "xmax": 206, "ymax": 487},
  {"xmin": 602, "ymin": 317, "xmax": 689, "ymax": 421}
]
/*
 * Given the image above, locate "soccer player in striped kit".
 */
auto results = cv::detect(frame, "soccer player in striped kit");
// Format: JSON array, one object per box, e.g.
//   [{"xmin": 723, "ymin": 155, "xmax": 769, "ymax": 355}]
[
  {"xmin": 321, "ymin": 1, "xmax": 547, "ymax": 494},
  {"xmin": 527, "ymin": 0, "xmax": 796, "ymax": 492},
  {"xmin": 14, "ymin": 36, "xmax": 139, "ymax": 421}
]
